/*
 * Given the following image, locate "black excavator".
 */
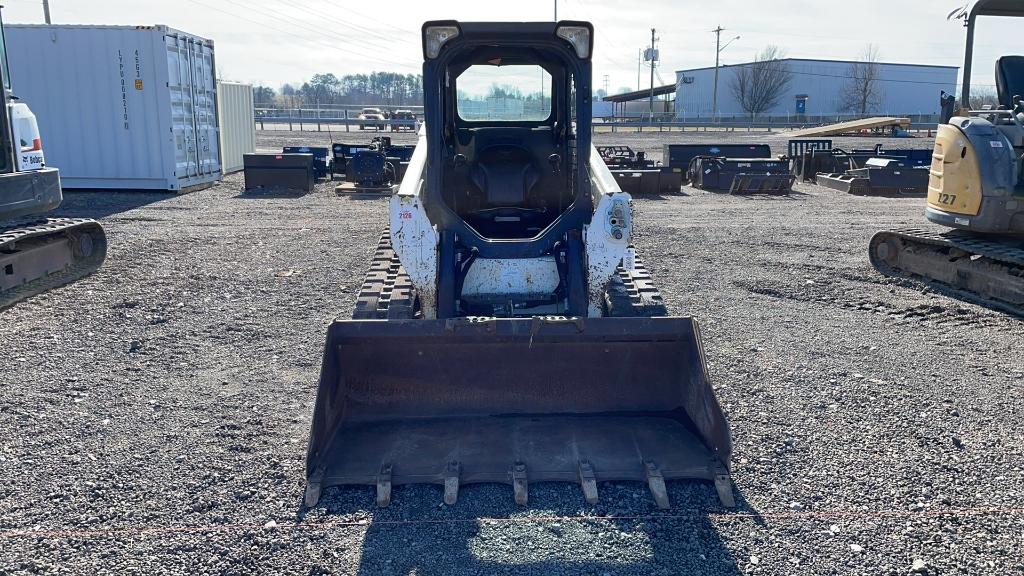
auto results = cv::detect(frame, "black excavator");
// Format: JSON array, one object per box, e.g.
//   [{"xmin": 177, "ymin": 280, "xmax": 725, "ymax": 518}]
[{"xmin": 0, "ymin": 9, "xmax": 105, "ymax": 309}]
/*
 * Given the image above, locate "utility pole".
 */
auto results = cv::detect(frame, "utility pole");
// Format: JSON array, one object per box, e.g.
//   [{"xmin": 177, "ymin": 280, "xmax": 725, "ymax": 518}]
[
  {"xmin": 42, "ymin": 0, "xmax": 52, "ymax": 24},
  {"xmin": 554, "ymin": 0, "xmax": 558, "ymax": 20},
  {"xmin": 603, "ymin": 74, "xmax": 610, "ymax": 96},
  {"xmin": 648, "ymin": 28, "xmax": 656, "ymax": 121}
]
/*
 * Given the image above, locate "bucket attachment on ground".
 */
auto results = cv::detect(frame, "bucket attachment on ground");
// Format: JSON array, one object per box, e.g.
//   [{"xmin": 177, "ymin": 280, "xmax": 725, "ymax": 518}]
[
  {"xmin": 609, "ymin": 168, "xmax": 682, "ymax": 196},
  {"xmin": 730, "ymin": 173, "xmax": 797, "ymax": 195},
  {"xmin": 305, "ymin": 316, "xmax": 733, "ymax": 509},
  {"xmin": 664, "ymin": 144, "xmax": 772, "ymax": 178},
  {"xmin": 817, "ymin": 159, "xmax": 929, "ymax": 196},
  {"xmin": 688, "ymin": 156, "xmax": 795, "ymax": 194}
]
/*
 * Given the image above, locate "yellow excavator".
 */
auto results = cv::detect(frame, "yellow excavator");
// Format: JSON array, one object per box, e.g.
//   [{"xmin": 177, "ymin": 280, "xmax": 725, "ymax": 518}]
[{"xmin": 869, "ymin": 0, "xmax": 1023, "ymax": 315}]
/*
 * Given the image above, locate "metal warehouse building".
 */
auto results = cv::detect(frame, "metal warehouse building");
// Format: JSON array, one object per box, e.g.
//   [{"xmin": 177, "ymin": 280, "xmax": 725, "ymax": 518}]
[{"xmin": 674, "ymin": 58, "xmax": 958, "ymax": 120}]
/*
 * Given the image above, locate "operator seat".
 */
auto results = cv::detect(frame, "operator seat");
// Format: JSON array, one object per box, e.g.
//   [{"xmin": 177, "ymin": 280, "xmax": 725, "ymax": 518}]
[
  {"xmin": 471, "ymin": 145, "xmax": 540, "ymax": 207},
  {"xmin": 995, "ymin": 56, "xmax": 1024, "ymax": 110}
]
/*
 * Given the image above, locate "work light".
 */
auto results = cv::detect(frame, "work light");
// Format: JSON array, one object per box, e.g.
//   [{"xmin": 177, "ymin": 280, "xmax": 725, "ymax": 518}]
[
  {"xmin": 556, "ymin": 24, "xmax": 591, "ymax": 59},
  {"xmin": 424, "ymin": 25, "xmax": 460, "ymax": 59}
]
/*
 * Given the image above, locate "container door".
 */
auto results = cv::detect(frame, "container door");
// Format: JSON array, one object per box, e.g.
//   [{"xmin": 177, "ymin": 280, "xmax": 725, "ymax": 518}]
[
  {"xmin": 166, "ymin": 34, "xmax": 198, "ymax": 181},
  {"xmin": 165, "ymin": 34, "xmax": 220, "ymax": 185},
  {"xmin": 186, "ymin": 39, "xmax": 220, "ymax": 177}
]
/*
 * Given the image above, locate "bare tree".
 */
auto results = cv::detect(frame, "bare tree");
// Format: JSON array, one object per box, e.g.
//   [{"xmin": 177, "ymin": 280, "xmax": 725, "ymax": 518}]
[
  {"xmin": 969, "ymin": 85, "xmax": 1000, "ymax": 109},
  {"xmin": 729, "ymin": 46, "xmax": 793, "ymax": 120},
  {"xmin": 841, "ymin": 44, "xmax": 882, "ymax": 116}
]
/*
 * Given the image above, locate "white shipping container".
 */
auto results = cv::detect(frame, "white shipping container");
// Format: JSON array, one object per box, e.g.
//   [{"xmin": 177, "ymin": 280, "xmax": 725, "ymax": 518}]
[
  {"xmin": 6, "ymin": 24, "xmax": 222, "ymax": 191},
  {"xmin": 216, "ymin": 81, "xmax": 255, "ymax": 174}
]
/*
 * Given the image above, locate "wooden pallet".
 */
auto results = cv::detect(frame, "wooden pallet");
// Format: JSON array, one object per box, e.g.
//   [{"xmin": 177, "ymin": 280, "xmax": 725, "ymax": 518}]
[
  {"xmin": 787, "ymin": 117, "xmax": 911, "ymax": 138},
  {"xmin": 335, "ymin": 182, "xmax": 396, "ymax": 195}
]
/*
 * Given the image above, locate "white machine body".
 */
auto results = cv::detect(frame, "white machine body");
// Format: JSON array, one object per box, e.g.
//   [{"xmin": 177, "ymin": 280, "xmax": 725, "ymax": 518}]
[{"xmin": 390, "ymin": 128, "xmax": 632, "ymax": 319}]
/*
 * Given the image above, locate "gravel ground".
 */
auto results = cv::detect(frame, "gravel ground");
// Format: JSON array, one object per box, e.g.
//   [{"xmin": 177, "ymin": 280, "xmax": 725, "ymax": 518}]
[{"xmin": 1, "ymin": 129, "xmax": 1022, "ymax": 575}]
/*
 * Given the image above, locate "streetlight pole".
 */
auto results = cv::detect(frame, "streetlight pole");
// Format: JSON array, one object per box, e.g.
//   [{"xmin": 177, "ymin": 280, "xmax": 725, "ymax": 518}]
[
  {"xmin": 712, "ymin": 27, "xmax": 722, "ymax": 122},
  {"xmin": 711, "ymin": 26, "xmax": 739, "ymax": 122},
  {"xmin": 43, "ymin": 0, "xmax": 51, "ymax": 24}
]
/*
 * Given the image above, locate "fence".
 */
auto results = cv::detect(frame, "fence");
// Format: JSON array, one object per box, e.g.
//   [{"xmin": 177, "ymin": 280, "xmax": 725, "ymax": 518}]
[
  {"xmin": 255, "ymin": 106, "xmax": 422, "ymax": 132},
  {"xmin": 253, "ymin": 107, "xmax": 943, "ymax": 133}
]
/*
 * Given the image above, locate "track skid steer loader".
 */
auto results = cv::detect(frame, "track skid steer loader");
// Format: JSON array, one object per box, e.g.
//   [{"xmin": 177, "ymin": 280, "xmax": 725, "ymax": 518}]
[{"xmin": 306, "ymin": 21, "xmax": 733, "ymax": 509}]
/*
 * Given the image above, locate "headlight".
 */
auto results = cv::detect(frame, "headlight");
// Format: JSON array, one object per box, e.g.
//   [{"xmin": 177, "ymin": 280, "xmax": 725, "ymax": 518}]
[
  {"xmin": 424, "ymin": 25, "xmax": 460, "ymax": 59},
  {"xmin": 556, "ymin": 24, "xmax": 591, "ymax": 59}
]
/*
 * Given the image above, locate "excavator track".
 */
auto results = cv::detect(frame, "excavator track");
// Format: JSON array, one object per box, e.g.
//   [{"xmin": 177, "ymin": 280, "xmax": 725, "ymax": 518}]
[
  {"xmin": 869, "ymin": 227, "xmax": 1024, "ymax": 317},
  {"xmin": 0, "ymin": 218, "xmax": 107, "ymax": 310},
  {"xmin": 352, "ymin": 230, "xmax": 668, "ymax": 319}
]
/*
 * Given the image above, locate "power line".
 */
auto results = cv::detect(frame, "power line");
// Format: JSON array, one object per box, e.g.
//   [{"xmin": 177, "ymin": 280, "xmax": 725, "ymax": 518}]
[
  {"xmin": 319, "ymin": 1, "xmax": 418, "ymax": 35},
  {"xmin": 562, "ymin": 0, "xmax": 646, "ymax": 73},
  {"xmin": 183, "ymin": 0, "xmax": 417, "ymax": 71},
  {"xmin": 244, "ymin": 0, "xmax": 411, "ymax": 52},
  {"xmin": 211, "ymin": 0, "xmax": 413, "ymax": 67}
]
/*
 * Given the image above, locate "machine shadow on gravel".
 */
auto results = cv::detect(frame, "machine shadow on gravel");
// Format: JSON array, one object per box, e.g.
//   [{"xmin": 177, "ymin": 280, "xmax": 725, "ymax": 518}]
[
  {"xmin": 300, "ymin": 482, "xmax": 755, "ymax": 575},
  {"xmin": 53, "ymin": 190, "xmax": 174, "ymax": 219},
  {"xmin": 735, "ymin": 190, "xmax": 811, "ymax": 200},
  {"xmin": 233, "ymin": 187, "xmax": 312, "ymax": 199}
]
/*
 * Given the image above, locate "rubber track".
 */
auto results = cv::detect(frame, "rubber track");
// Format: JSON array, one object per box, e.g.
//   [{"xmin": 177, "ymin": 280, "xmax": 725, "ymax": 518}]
[
  {"xmin": 353, "ymin": 231, "xmax": 668, "ymax": 319},
  {"xmin": 351, "ymin": 230, "xmax": 418, "ymax": 320},
  {"xmin": 869, "ymin": 227, "xmax": 1024, "ymax": 316},
  {"xmin": 605, "ymin": 253, "xmax": 669, "ymax": 317},
  {"xmin": 1, "ymin": 218, "xmax": 107, "ymax": 310}
]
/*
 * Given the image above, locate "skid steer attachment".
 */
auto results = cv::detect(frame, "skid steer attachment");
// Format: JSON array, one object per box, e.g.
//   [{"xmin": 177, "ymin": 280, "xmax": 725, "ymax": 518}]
[{"xmin": 305, "ymin": 316, "xmax": 732, "ymax": 508}]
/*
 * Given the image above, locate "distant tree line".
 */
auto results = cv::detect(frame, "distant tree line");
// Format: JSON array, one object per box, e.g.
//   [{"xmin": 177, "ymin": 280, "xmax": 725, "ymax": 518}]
[
  {"xmin": 253, "ymin": 72, "xmax": 424, "ymax": 107},
  {"xmin": 252, "ymin": 73, "xmax": 640, "ymax": 108}
]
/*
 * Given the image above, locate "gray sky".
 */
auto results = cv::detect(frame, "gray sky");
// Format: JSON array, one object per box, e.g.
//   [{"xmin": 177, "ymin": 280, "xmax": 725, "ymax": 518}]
[{"xmin": 3, "ymin": 0, "xmax": 1018, "ymax": 91}]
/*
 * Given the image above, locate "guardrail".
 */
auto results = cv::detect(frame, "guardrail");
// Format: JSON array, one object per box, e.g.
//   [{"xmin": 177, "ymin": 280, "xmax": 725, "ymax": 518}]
[{"xmin": 592, "ymin": 118, "xmax": 942, "ymax": 134}]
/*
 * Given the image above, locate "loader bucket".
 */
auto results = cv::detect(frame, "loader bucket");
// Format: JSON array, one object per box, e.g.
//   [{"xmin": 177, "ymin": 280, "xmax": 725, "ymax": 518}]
[{"xmin": 305, "ymin": 316, "xmax": 733, "ymax": 509}]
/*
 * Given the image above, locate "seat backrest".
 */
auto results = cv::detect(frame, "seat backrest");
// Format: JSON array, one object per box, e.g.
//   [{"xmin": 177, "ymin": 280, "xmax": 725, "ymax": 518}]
[
  {"xmin": 995, "ymin": 56, "xmax": 1024, "ymax": 109},
  {"xmin": 471, "ymin": 145, "xmax": 540, "ymax": 206}
]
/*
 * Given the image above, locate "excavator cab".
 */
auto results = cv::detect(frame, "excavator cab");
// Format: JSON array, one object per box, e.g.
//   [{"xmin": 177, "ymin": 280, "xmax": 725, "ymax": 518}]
[
  {"xmin": 304, "ymin": 21, "xmax": 734, "ymax": 510},
  {"xmin": 994, "ymin": 55, "xmax": 1024, "ymax": 111},
  {"xmin": 924, "ymin": 0, "xmax": 1024, "ymax": 234}
]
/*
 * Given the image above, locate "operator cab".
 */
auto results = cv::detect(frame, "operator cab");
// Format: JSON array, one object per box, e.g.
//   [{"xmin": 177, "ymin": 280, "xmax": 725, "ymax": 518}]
[
  {"xmin": 446, "ymin": 52, "xmax": 571, "ymax": 239},
  {"xmin": 991, "ymin": 56, "xmax": 1024, "ymax": 145},
  {"xmin": 423, "ymin": 22, "xmax": 593, "ymax": 242}
]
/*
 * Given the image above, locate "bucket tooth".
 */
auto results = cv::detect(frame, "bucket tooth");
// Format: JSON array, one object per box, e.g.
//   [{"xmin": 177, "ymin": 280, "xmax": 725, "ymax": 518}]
[
  {"xmin": 376, "ymin": 464, "xmax": 393, "ymax": 507},
  {"xmin": 304, "ymin": 466, "xmax": 324, "ymax": 508},
  {"xmin": 714, "ymin": 474, "xmax": 736, "ymax": 508},
  {"xmin": 444, "ymin": 461, "xmax": 461, "ymax": 505},
  {"xmin": 578, "ymin": 460, "xmax": 599, "ymax": 505},
  {"xmin": 645, "ymin": 461, "xmax": 671, "ymax": 509},
  {"xmin": 511, "ymin": 462, "xmax": 529, "ymax": 506}
]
